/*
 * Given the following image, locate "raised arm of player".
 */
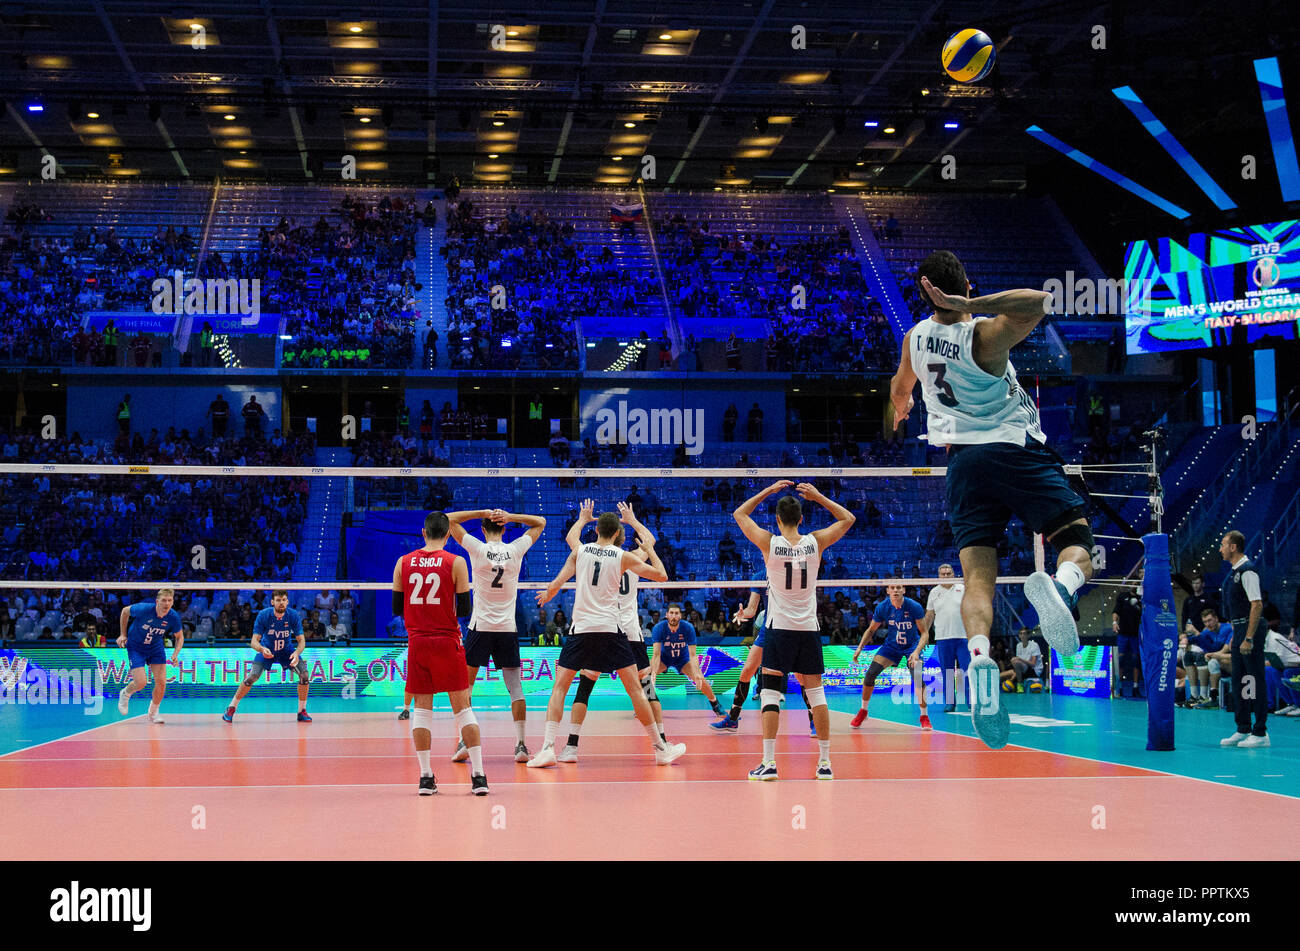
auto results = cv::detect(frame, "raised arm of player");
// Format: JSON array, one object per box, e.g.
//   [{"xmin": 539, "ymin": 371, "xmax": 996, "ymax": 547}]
[
  {"xmin": 502, "ymin": 511, "xmax": 547, "ymax": 544},
  {"xmin": 623, "ymin": 536, "xmax": 667, "ymax": 582},
  {"xmin": 733, "ymin": 480, "xmax": 792, "ymax": 550},
  {"xmin": 538, "ymin": 548, "xmax": 578, "ymax": 606},
  {"xmin": 889, "ymin": 328, "xmax": 918, "ymax": 434},
  {"xmin": 566, "ymin": 498, "xmax": 596, "ymax": 552},
  {"xmin": 445, "ymin": 509, "xmax": 493, "ymax": 544},
  {"xmin": 798, "ymin": 483, "xmax": 855, "ymax": 549},
  {"xmin": 919, "ymin": 276, "xmax": 1053, "ymax": 363},
  {"xmin": 853, "ymin": 620, "xmax": 882, "ymax": 664},
  {"xmin": 617, "ymin": 500, "xmax": 656, "ymax": 549}
]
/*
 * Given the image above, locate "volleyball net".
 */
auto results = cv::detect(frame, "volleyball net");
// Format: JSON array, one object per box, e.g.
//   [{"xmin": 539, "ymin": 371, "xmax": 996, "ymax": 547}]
[{"xmin": 0, "ymin": 459, "xmax": 1163, "ymax": 705}]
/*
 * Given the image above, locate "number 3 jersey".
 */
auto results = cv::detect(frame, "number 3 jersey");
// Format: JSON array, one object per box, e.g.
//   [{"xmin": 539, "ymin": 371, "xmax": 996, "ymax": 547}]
[
  {"xmin": 764, "ymin": 533, "xmax": 821, "ymax": 631},
  {"xmin": 400, "ymin": 547, "xmax": 461, "ymax": 638},
  {"xmin": 572, "ymin": 544, "xmax": 624, "ymax": 634},
  {"xmin": 910, "ymin": 316, "xmax": 1044, "ymax": 447},
  {"xmin": 461, "ymin": 534, "xmax": 534, "ymax": 633}
]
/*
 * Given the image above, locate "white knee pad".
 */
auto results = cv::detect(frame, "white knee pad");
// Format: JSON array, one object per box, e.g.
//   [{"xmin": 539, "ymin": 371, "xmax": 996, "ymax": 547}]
[
  {"xmin": 760, "ymin": 689, "xmax": 785, "ymax": 709},
  {"xmin": 411, "ymin": 707, "xmax": 433, "ymax": 733},
  {"xmin": 804, "ymin": 686, "xmax": 826, "ymax": 708},
  {"xmin": 1208, "ymin": 658, "xmax": 1221, "ymax": 675},
  {"xmin": 501, "ymin": 666, "xmax": 525, "ymax": 703},
  {"xmin": 453, "ymin": 707, "xmax": 478, "ymax": 733}
]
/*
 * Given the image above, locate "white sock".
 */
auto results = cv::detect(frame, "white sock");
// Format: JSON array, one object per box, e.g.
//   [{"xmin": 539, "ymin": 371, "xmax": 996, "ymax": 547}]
[
  {"xmin": 468, "ymin": 745, "xmax": 484, "ymax": 776},
  {"xmin": 416, "ymin": 749, "xmax": 431, "ymax": 777},
  {"xmin": 148, "ymin": 701, "xmax": 159, "ymax": 716},
  {"xmin": 543, "ymin": 720, "xmax": 557, "ymax": 748},
  {"xmin": 121, "ymin": 682, "xmax": 137, "ymax": 697},
  {"xmin": 569, "ymin": 719, "xmax": 584, "ymax": 740},
  {"xmin": 655, "ymin": 720, "xmax": 666, "ymax": 740},
  {"xmin": 969, "ymin": 634, "xmax": 991, "ymax": 658},
  {"xmin": 644, "ymin": 722, "xmax": 666, "ymax": 750},
  {"xmin": 513, "ymin": 718, "xmax": 526, "ymax": 743},
  {"xmin": 859, "ymin": 700, "xmax": 869, "ymax": 713},
  {"xmin": 818, "ymin": 740, "xmax": 831, "ymax": 760},
  {"xmin": 762, "ymin": 738, "xmax": 776, "ymax": 762},
  {"xmin": 298, "ymin": 697, "xmax": 306, "ymax": 712},
  {"xmin": 1055, "ymin": 560, "xmax": 1086, "ymax": 596},
  {"xmin": 229, "ymin": 693, "xmax": 241, "ymax": 709}
]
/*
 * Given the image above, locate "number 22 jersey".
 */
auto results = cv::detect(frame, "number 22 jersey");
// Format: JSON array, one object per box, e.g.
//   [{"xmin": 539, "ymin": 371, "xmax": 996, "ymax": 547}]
[{"xmin": 400, "ymin": 547, "xmax": 461, "ymax": 638}]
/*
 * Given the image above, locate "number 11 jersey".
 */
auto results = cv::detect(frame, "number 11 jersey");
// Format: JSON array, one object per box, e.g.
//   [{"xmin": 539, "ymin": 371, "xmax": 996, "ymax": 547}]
[{"xmin": 765, "ymin": 533, "xmax": 820, "ymax": 631}]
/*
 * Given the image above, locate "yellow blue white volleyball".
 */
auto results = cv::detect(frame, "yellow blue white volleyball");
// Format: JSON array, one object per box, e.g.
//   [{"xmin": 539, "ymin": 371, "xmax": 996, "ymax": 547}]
[{"xmin": 941, "ymin": 29, "xmax": 996, "ymax": 83}]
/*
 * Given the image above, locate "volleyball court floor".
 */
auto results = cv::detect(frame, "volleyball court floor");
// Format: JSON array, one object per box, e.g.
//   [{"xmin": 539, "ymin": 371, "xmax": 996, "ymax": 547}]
[{"xmin": 3, "ymin": 692, "xmax": 1297, "ymax": 860}]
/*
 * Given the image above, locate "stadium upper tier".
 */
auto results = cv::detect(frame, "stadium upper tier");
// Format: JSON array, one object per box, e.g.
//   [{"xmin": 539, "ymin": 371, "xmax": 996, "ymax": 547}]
[{"xmin": 4, "ymin": 183, "xmax": 1099, "ymax": 377}]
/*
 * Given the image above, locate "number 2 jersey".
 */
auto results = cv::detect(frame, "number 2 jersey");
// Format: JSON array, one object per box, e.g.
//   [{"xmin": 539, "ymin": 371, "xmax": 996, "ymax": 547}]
[
  {"xmin": 910, "ymin": 315, "xmax": 1044, "ymax": 447},
  {"xmin": 460, "ymin": 534, "xmax": 534, "ymax": 633},
  {"xmin": 572, "ymin": 544, "xmax": 624, "ymax": 634},
  {"xmin": 400, "ymin": 547, "xmax": 462, "ymax": 638},
  {"xmin": 764, "ymin": 533, "xmax": 820, "ymax": 631}
]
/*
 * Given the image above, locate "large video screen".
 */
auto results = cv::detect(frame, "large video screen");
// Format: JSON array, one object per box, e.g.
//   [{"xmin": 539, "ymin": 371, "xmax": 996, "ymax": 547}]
[{"xmin": 1123, "ymin": 220, "xmax": 1300, "ymax": 354}]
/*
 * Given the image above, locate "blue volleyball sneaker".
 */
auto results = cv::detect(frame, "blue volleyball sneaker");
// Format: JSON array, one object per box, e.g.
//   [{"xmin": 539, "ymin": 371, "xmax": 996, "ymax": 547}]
[
  {"xmin": 967, "ymin": 655, "xmax": 1010, "ymax": 750},
  {"xmin": 296, "ymin": 710, "xmax": 312, "ymax": 722},
  {"xmin": 709, "ymin": 715, "xmax": 739, "ymax": 732},
  {"xmin": 1025, "ymin": 571, "xmax": 1081, "ymax": 657}
]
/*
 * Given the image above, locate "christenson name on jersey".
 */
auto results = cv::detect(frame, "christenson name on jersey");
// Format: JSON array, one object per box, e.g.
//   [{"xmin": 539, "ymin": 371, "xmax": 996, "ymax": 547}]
[{"xmin": 911, "ymin": 315, "xmax": 1044, "ymax": 446}]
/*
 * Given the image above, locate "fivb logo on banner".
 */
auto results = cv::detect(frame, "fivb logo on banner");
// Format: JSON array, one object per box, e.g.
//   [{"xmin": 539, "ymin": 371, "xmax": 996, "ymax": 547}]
[
  {"xmin": 151, "ymin": 270, "xmax": 261, "ymax": 325},
  {"xmin": 593, "ymin": 400, "xmax": 705, "ymax": 456}
]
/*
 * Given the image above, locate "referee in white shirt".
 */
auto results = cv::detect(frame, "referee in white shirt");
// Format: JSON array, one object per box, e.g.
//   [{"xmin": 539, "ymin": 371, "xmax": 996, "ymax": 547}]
[{"xmin": 925, "ymin": 565, "xmax": 968, "ymax": 711}]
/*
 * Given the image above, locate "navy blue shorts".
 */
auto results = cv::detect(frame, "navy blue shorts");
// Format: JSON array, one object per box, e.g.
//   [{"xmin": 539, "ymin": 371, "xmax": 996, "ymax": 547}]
[
  {"xmin": 558, "ymin": 633, "xmax": 636, "ymax": 674},
  {"xmin": 873, "ymin": 644, "xmax": 911, "ymax": 667},
  {"xmin": 934, "ymin": 638, "xmax": 971, "ymax": 671},
  {"xmin": 754, "ymin": 627, "xmax": 768, "ymax": 649},
  {"xmin": 253, "ymin": 650, "xmax": 298, "ymax": 671},
  {"xmin": 1117, "ymin": 634, "xmax": 1140, "ymax": 664},
  {"xmin": 628, "ymin": 640, "xmax": 650, "ymax": 671},
  {"xmin": 763, "ymin": 628, "xmax": 824, "ymax": 676},
  {"xmin": 464, "ymin": 629, "xmax": 521, "ymax": 669},
  {"xmin": 127, "ymin": 643, "xmax": 166, "ymax": 670},
  {"xmin": 945, "ymin": 437, "xmax": 1086, "ymax": 551},
  {"xmin": 660, "ymin": 653, "xmax": 690, "ymax": 673}
]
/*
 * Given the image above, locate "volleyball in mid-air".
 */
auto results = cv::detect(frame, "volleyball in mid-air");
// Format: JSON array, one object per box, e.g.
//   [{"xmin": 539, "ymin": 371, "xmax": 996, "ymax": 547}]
[{"xmin": 941, "ymin": 29, "xmax": 996, "ymax": 83}]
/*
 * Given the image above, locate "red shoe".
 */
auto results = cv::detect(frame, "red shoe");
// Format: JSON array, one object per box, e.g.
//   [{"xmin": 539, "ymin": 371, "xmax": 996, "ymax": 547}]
[
  {"xmin": 850, "ymin": 708, "xmax": 868, "ymax": 728},
  {"xmin": 920, "ymin": 714, "xmax": 932, "ymax": 731}
]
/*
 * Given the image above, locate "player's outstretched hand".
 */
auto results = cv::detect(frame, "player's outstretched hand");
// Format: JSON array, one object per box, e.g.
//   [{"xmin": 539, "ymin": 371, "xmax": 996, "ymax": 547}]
[
  {"xmin": 579, "ymin": 498, "xmax": 594, "ymax": 521},
  {"xmin": 116, "ymin": 635, "xmax": 126, "ymax": 648},
  {"xmin": 766, "ymin": 479, "xmax": 794, "ymax": 495},
  {"xmin": 732, "ymin": 605, "xmax": 749, "ymax": 623},
  {"xmin": 852, "ymin": 649, "xmax": 861, "ymax": 665},
  {"xmin": 919, "ymin": 276, "xmax": 969, "ymax": 312},
  {"xmin": 535, "ymin": 590, "xmax": 552, "ymax": 606},
  {"xmin": 616, "ymin": 500, "xmax": 636, "ymax": 524}
]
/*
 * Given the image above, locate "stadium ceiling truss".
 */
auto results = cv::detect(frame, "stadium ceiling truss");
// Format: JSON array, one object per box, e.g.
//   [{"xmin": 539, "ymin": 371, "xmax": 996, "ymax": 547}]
[{"xmin": 0, "ymin": 0, "xmax": 1285, "ymax": 198}]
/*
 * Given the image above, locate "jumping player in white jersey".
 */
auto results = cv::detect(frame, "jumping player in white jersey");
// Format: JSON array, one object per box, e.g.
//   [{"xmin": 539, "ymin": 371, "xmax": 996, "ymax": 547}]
[
  {"xmin": 445, "ymin": 507, "xmax": 547, "ymax": 764},
  {"xmin": 527, "ymin": 508, "xmax": 686, "ymax": 768},
  {"xmin": 893, "ymin": 251, "xmax": 1095, "ymax": 749},
  {"xmin": 735, "ymin": 481, "xmax": 855, "ymax": 780},
  {"xmin": 556, "ymin": 499, "xmax": 676, "ymax": 763}
]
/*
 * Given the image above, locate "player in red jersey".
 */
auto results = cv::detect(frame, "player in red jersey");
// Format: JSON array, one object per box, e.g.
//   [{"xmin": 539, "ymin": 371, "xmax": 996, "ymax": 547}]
[{"xmin": 394, "ymin": 511, "xmax": 487, "ymax": 797}]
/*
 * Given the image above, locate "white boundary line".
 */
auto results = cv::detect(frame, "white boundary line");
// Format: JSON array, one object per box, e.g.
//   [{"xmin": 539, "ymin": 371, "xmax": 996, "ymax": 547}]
[{"xmin": 0, "ymin": 714, "xmax": 144, "ymax": 760}]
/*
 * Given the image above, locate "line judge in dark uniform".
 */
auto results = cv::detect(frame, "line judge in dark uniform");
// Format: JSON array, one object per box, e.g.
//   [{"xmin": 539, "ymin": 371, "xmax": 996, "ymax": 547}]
[{"xmin": 1218, "ymin": 531, "xmax": 1269, "ymax": 748}]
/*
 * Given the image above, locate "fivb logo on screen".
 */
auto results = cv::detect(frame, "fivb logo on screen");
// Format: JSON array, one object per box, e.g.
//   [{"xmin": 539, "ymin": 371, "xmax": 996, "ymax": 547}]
[
  {"xmin": 0, "ymin": 660, "xmax": 104, "ymax": 715},
  {"xmin": 1041, "ymin": 272, "xmax": 1154, "ymax": 316},
  {"xmin": 593, "ymin": 400, "xmax": 705, "ymax": 456}
]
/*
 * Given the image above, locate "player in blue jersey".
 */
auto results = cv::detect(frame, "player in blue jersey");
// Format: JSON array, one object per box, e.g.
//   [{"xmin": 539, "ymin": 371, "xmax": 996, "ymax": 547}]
[
  {"xmin": 850, "ymin": 583, "xmax": 932, "ymax": 730},
  {"xmin": 650, "ymin": 604, "xmax": 725, "ymax": 717},
  {"xmin": 116, "ymin": 588, "xmax": 184, "ymax": 723},
  {"xmin": 709, "ymin": 586, "xmax": 818, "ymax": 736},
  {"xmin": 222, "ymin": 589, "xmax": 312, "ymax": 722}
]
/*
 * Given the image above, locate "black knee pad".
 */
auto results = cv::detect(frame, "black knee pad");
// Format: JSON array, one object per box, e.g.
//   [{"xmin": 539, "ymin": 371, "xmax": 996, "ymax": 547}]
[
  {"xmin": 574, "ymin": 673, "xmax": 597, "ymax": 706},
  {"xmin": 1048, "ymin": 519, "xmax": 1094, "ymax": 555},
  {"xmin": 864, "ymin": 660, "xmax": 885, "ymax": 688},
  {"xmin": 760, "ymin": 672, "xmax": 786, "ymax": 714}
]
